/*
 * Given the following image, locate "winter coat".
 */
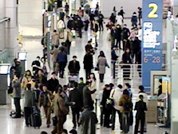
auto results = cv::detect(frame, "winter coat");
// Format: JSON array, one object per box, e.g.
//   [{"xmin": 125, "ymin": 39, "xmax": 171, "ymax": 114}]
[
  {"xmin": 51, "ymin": 32, "xmax": 59, "ymax": 45},
  {"xmin": 69, "ymin": 88, "xmax": 83, "ymax": 110},
  {"xmin": 79, "ymin": 109, "xmax": 98, "ymax": 134},
  {"xmin": 50, "ymin": 49, "xmax": 60, "ymax": 62},
  {"xmin": 97, "ymin": 57, "xmax": 109, "ymax": 74},
  {"xmin": 47, "ymin": 78, "xmax": 59, "ymax": 93},
  {"xmin": 12, "ymin": 79, "xmax": 21, "ymax": 98},
  {"xmin": 39, "ymin": 90, "xmax": 53, "ymax": 107},
  {"xmin": 53, "ymin": 94, "xmax": 69, "ymax": 116},
  {"xmin": 122, "ymin": 52, "xmax": 132, "ymax": 64},
  {"xmin": 24, "ymin": 90, "xmax": 33, "ymax": 107},
  {"xmin": 116, "ymin": 15, "xmax": 123, "ymax": 25},
  {"xmin": 122, "ymin": 27, "xmax": 130, "ymax": 40},
  {"xmin": 83, "ymin": 86, "xmax": 96, "ymax": 109},
  {"xmin": 83, "ymin": 53, "xmax": 93, "ymax": 70},
  {"xmin": 110, "ymin": 88, "xmax": 122, "ymax": 111},
  {"xmin": 56, "ymin": 51, "xmax": 67, "ymax": 63},
  {"xmin": 100, "ymin": 89, "xmax": 111, "ymax": 110},
  {"xmin": 68, "ymin": 60, "xmax": 80, "ymax": 74},
  {"xmin": 119, "ymin": 94, "xmax": 133, "ymax": 113},
  {"xmin": 131, "ymin": 15, "xmax": 138, "ymax": 24}
]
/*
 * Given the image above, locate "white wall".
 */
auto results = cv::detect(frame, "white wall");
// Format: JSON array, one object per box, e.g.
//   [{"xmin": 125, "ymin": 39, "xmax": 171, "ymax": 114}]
[
  {"xmin": 0, "ymin": 0, "xmax": 6, "ymax": 51},
  {"xmin": 100, "ymin": 0, "xmax": 142, "ymax": 18},
  {"xmin": 18, "ymin": 0, "xmax": 43, "ymax": 36}
]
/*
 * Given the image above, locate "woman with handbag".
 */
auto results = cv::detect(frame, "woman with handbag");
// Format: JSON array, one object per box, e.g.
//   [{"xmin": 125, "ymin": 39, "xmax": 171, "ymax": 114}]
[{"xmin": 97, "ymin": 51, "xmax": 109, "ymax": 83}]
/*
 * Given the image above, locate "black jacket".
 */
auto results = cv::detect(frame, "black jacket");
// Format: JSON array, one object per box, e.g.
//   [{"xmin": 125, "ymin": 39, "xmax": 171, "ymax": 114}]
[
  {"xmin": 122, "ymin": 52, "xmax": 132, "ymax": 64},
  {"xmin": 47, "ymin": 78, "xmax": 59, "ymax": 93},
  {"xmin": 83, "ymin": 86, "xmax": 96, "ymax": 109},
  {"xmin": 100, "ymin": 89, "xmax": 111, "ymax": 108},
  {"xmin": 68, "ymin": 60, "xmax": 80, "ymax": 74},
  {"xmin": 69, "ymin": 88, "xmax": 83, "ymax": 110},
  {"xmin": 135, "ymin": 100, "xmax": 147, "ymax": 114},
  {"xmin": 83, "ymin": 53, "xmax": 93, "ymax": 70},
  {"xmin": 122, "ymin": 27, "xmax": 130, "ymax": 40}
]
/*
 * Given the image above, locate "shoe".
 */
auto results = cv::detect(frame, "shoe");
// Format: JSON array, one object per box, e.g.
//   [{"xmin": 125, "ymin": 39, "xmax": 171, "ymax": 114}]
[
  {"xmin": 13, "ymin": 115, "xmax": 21, "ymax": 118},
  {"xmin": 47, "ymin": 124, "xmax": 50, "ymax": 128}
]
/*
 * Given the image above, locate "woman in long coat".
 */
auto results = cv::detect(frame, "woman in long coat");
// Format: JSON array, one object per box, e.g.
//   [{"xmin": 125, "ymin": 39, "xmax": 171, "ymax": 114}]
[{"xmin": 97, "ymin": 51, "xmax": 109, "ymax": 83}]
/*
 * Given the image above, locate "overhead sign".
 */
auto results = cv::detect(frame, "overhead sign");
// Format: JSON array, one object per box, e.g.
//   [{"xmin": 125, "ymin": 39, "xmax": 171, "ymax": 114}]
[{"xmin": 142, "ymin": 0, "xmax": 163, "ymax": 92}]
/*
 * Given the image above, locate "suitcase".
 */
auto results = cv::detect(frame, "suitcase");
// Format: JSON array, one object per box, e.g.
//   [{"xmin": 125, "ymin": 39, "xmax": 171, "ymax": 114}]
[{"xmin": 31, "ymin": 107, "xmax": 42, "ymax": 128}]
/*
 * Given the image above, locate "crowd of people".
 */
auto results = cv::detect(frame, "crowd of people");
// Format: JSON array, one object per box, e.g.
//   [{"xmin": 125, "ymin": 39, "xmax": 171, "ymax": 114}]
[{"xmin": 8, "ymin": 2, "xmax": 150, "ymax": 134}]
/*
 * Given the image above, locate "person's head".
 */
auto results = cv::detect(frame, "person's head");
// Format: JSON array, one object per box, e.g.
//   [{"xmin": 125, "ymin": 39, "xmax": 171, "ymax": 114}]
[
  {"xmin": 139, "ymin": 95, "xmax": 144, "ymax": 101},
  {"xmin": 36, "ymin": 56, "xmax": 40, "ymax": 60},
  {"xmin": 42, "ymin": 85, "xmax": 48, "ymax": 92},
  {"xmin": 73, "ymin": 55, "xmax": 77, "ymax": 61},
  {"xmin": 41, "ymin": 131, "xmax": 48, "ymax": 134},
  {"xmin": 51, "ymin": 72, "xmax": 57, "ymax": 79},
  {"xmin": 69, "ymin": 129, "xmax": 77, "ymax": 134},
  {"xmin": 105, "ymin": 84, "xmax": 110, "ymax": 90},
  {"xmin": 133, "ymin": 12, "xmax": 136, "ymax": 15},
  {"xmin": 139, "ymin": 85, "xmax": 144, "ymax": 92},
  {"xmin": 99, "ymin": 51, "xmax": 105, "ymax": 57},
  {"xmin": 26, "ymin": 84, "xmax": 31, "ymax": 90},
  {"xmin": 63, "ymin": 85, "xmax": 68, "ymax": 92},
  {"xmin": 121, "ymin": 6, "xmax": 123, "ymax": 9},
  {"xmin": 159, "ymin": 78, "xmax": 162, "ymax": 84},
  {"xmin": 79, "ymin": 77, "xmax": 84, "ymax": 83},
  {"xmin": 62, "ymin": 129, "xmax": 68, "ymax": 134},
  {"xmin": 123, "ymin": 24, "xmax": 127, "ymax": 28},
  {"xmin": 38, "ymin": 69, "xmax": 43, "ymax": 75},
  {"xmin": 123, "ymin": 89, "xmax": 129, "ymax": 95},
  {"xmin": 16, "ymin": 59, "xmax": 21, "ymax": 65},
  {"xmin": 73, "ymin": 82, "xmax": 78, "ymax": 88},
  {"xmin": 89, "ymin": 73, "xmax": 96, "ymax": 81},
  {"xmin": 118, "ymin": 84, "xmax": 123, "ymax": 89},
  {"xmin": 109, "ymin": 83, "xmax": 114, "ymax": 89},
  {"xmin": 86, "ymin": 81, "xmax": 91, "ymax": 87},
  {"xmin": 53, "ymin": 29, "xmax": 57, "ymax": 33},
  {"xmin": 125, "ymin": 48, "xmax": 130, "ymax": 53},
  {"xmin": 25, "ymin": 70, "xmax": 32, "ymax": 76},
  {"xmin": 125, "ymin": 83, "xmax": 131, "ymax": 89}
]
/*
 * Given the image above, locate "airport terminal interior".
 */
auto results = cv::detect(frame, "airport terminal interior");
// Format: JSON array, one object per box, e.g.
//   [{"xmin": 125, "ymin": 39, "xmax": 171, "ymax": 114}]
[{"xmin": 0, "ymin": 0, "xmax": 177, "ymax": 134}]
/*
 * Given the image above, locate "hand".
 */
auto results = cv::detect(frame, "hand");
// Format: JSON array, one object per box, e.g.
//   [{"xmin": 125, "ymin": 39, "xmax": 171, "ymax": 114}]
[{"xmin": 72, "ymin": 102, "xmax": 76, "ymax": 105}]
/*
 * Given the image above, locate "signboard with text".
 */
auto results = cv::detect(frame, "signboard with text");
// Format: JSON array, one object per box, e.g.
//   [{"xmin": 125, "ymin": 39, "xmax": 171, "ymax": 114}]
[{"xmin": 142, "ymin": 0, "xmax": 163, "ymax": 92}]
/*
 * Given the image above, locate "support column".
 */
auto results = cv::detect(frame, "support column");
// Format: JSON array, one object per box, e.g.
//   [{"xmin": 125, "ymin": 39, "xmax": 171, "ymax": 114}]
[
  {"xmin": 5, "ymin": 0, "xmax": 19, "ymax": 57},
  {"xmin": 173, "ymin": 0, "xmax": 178, "ymax": 16}
]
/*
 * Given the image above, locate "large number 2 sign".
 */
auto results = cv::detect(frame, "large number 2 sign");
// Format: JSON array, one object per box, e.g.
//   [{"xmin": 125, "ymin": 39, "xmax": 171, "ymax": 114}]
[{"xmin": 148, "ymin": 3, "xmax": 158, "ymax": 18}]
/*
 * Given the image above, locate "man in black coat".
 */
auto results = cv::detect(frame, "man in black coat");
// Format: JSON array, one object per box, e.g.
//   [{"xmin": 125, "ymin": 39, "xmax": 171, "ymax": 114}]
[
  {"xmin": 47, "ymin": 72, "xmax": 59, "ymax": 93},
  {"xmin": 116, "ymin": 24, "xmax": 122, "ymax": 49},
  {"xmin": 83, "ymin": 51, "xmax": 93, "ymax": 79},
  {"xmin": 69, "ymin": 82, "xmax": 83, "ymax": 128},
  {"xmin": 77, "ymin": 18, "xmax": 84, "ymax": 38},
  {"xmin": 122, "ymin": 24, "xmax": 130, "ymax": 50},
  {"xmin": 68, "ymin": 56, "xmax": 80, "ymax": 76},
  {"xmin": 83, "ymin": 81, "xmax": 96, "ymax": 110},
  {"xmin": 98, "ymin": 11, "xmax": 104, "ymax": 31}
]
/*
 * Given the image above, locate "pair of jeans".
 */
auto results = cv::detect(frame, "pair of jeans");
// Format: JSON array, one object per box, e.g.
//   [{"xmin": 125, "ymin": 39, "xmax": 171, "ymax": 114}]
[
  {"xmin": 14, "ymin": 98, "xmax": 21, "ymax": 117},
  {"xmin": 134, "ymin": 112, "xmax": 145, "ymax": 134},
  {"xmin": 122, "ymin": 113, "xmax": 130, "ymax": 133},
  {"xmin": 99, "ymin": 74, "xmax": 104, "ymax": 82},
  {"xmin": 111, "ymin": 108, "xmax": 122, "ymax": 130},
  {"xmin": 85, "ymin": 69, "xmax": 91, "ymax": 80}
]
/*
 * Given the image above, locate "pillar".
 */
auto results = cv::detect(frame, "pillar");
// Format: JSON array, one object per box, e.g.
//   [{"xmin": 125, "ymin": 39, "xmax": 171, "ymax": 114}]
[
  {"xmin": 5, "ymin": 0, "xmax": 19, "ymax": 58},
  {"xmin": 173, "ymin": 0, "xmax": 178, "ymax": 16}
]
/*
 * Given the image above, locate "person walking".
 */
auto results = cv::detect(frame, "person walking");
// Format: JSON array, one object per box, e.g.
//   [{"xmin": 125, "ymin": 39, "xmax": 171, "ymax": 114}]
[
  {"xmin": 134, "ymin": 95, "xmax": 147, "ymax": 134},
  {"xmin": 56, "ymin": 48, "xmax": 68, "ymax": 78},
  {"xmin": 51, "ymin": 30, "xmax": 59, "ymax": 49},
  {"xmin": 97, "ymin": 51, "xmax": 109, "ymax": 83},
  {"xmin": 98, "ymin": 11, "xmax": 104, "ymax": 31},
  {"xmin": 83, "ymin": 81, "xmax": 96, "ymax": 110},
  {"xmin": 119, "ymin": 90, "xmax": 133, "ymax": 133},
  {"xmin": 50, "ymin": 45, "xmax": 60, "ymax": 73},
  {"xmin": 69, "ymin": 82, "xmax": 83, "ymax": 129},
  {"xmin": 39, "ymin": 85, "xmax": 53, "ymax": 127},
  {"xmin": 111, "ymin": 84, "xmax": 123, "ymax": 130},
  {"xmin": 122, "ymin": 24, "xmax": 130, "ymax": 51},
  {"xmin": 79, "ymin": 106, "xmax": 98, "ymax": 134},
  {"xmin": 52, "ymin": 87, "xmax": 69, "ymax": 134},
  {"xmin": 116, "ymin": 12, "xmax": 123, "ymax": 26},
  {"xmin": 68, "ymin": 55, "xmax": 80, "ymax": 76},
  {"xmin": 83, "ymin": 51, "xmax": 93, "ymax": 80},
  {"xmin": 47, "ymin": 72, "xmax": 59, "ymax": 94}
]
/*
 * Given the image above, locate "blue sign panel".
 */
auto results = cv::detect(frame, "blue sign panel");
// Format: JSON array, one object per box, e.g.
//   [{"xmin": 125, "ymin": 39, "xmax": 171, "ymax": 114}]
[{"xmin": 142, "ymin": 0, "xmax": 163, "ymax": 92}]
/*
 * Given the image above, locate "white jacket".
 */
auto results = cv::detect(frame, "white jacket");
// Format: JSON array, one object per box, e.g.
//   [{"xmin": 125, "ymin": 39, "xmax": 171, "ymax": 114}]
[
  {"xmin": 110, "ymin": 88, "xmax": 122, "ymax": 111},
  {"xmin": 116, "ymin": 15, "xmax": 123, "ymax": 25}
]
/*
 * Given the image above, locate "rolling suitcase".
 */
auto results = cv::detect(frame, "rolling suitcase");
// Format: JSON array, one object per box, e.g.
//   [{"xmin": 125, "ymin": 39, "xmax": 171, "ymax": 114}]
[{"xmin": 31, "ymin": 107, "xmax": 42, "ymax": 128}]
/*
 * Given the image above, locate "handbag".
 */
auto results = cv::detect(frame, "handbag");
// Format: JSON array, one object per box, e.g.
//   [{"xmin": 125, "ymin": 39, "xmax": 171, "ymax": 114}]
[{"xmin": 105, "ymin": 89, "xmax": 115, "ymax": 109}]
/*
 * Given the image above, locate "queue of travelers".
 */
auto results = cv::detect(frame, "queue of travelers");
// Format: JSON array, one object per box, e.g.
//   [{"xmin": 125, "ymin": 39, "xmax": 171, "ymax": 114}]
[{"xmin": 8, "ymin": 2, "xmax": 149, "ymax": 134}]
